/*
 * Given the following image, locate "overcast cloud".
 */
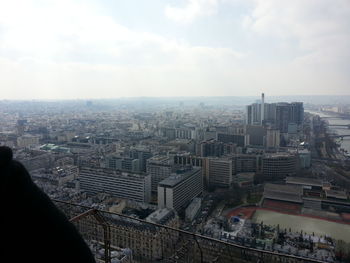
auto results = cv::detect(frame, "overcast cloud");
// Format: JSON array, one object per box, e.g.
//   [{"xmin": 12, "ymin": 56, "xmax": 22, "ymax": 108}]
[{"xmin": 0, "ymin": 0, "xmax": 349, "ymax": 99}]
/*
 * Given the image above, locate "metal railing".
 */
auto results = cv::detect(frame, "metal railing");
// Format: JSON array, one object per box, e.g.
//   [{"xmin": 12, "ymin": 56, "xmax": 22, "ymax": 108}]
[{"xmin": 53, "ymin": 199, "xmax": 329, "ymax": 263}]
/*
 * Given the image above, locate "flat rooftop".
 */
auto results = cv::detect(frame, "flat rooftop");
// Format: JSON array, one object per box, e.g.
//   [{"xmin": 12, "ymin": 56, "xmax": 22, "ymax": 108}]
[
  {"xmin": 80, "ymin": 167, "xmax": 147, "ymax": 179},
  {"xmin": 286, "ymin": 177, "xmax": 323, "ymax": 187},
  {"xmin": 147, "ymin": 155, "xmax": 171, "ymax": 164},
  {"xmin": 263, "ymin": 153, "xmax": 295, "ymax": 159},
  {"xmin": 325, "ymin": 190, "xmax": 348, "ymax": 200},
  {"xmin": 146, "ymin": 208, "xmax": 175, "ymax": 224},
  {"xmin": 264, "ymin": 192, "xmax": 303, "ymax": 203},
  {"xmin": 264, "ymin": 183, "xmax": 303, "ymax": 203},
  {"xmin": 264, "ymin": 183, "xmax": 303, "ymax": 195},
  {"xmin": 158, "ymin": 168, "xmax": 201, "ymax": 188}
]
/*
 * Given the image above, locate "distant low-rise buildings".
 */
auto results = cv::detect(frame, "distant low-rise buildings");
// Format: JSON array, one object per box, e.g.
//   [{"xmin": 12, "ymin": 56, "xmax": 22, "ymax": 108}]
[{"xmin": 17, "ymin": 135, "xmax": 40, "ymax": 148}]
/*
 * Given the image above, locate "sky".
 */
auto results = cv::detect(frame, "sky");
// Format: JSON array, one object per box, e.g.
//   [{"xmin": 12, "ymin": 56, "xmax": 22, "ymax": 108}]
[{"xmin": 0, "ymin": 0, "xmax": 349, "ymax": 99}]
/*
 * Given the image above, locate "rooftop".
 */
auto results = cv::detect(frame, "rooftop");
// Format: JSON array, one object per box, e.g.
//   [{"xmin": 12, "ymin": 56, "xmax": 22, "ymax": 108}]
[
  {"xmin": 264, "ymin": 183, "xmax": 303, "ymax": 203},
  {"xmin": 325, "ymin": 189, "xmax": 348, "ymax": 200},
  {"xmin": 147, "ymin": 155, "xmax": 171, "ymax": 164},
  {"xmin": 263, "ymin": 153, "xmax": 296, "ymax": 159},
  {"xmin": 80, "ymin": 166, "xmax": 148, "ymax": 179},
  {"xmin": 158, "ymin": 167, "xmax": 201, "ymax": 187},
  {"xmin": 264, "ymin": 183, "xmax": 303, "ymax": 195},
  {"xmin": 264, "ymin": 192, "xmax": 303, "ymax": 203},
  {"xmin": 146, "ymin": 208, "xmax": 176, "ymax": 224},
  {"xmin": 286, "ymin": 177, "xmax": 323, "ymax": 187}
]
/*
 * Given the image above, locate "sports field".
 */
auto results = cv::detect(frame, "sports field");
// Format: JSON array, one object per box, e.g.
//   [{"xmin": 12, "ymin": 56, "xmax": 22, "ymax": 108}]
[{"xmin": 252, "ymin": 209, "xmax": 350, "ymax": 242}]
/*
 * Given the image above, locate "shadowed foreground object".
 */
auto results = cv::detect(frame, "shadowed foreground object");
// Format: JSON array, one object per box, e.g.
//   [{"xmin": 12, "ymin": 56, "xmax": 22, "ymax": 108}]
[{"xmin": 0, "ymin": 146, "xmax": 96, "ymax": 263}]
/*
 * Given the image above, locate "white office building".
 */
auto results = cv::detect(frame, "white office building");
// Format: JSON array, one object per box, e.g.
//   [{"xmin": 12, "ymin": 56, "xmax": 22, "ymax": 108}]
[
  {"xmin": 80, "ymin": 167, "xmax": 151, "ymax": 203},
  {"xmin": 158, "ymin": 168, "xmax": 203, "ymax": 212}
]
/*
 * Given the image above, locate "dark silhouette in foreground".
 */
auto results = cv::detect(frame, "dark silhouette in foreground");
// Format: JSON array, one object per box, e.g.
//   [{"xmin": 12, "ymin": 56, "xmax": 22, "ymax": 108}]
[{"xmin": 0, "ymin": 146, "xmax": 96, "ymax": 263}]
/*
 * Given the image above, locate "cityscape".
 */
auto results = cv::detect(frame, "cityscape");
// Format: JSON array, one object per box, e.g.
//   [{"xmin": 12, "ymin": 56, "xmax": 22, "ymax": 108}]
[
  {"xmin": 1, "ymin": 0, "xmax": 350, "ymax": 262},
  {"xmin": 1, "ymin": 95, "xmax": 350, "ymax": 262}
]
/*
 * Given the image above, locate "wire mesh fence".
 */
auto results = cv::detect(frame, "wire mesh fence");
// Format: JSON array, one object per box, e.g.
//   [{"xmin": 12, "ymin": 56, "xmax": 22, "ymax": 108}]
[{"xmin": 53, "ymin": 200, "xmax": 328, "ymax": 263}]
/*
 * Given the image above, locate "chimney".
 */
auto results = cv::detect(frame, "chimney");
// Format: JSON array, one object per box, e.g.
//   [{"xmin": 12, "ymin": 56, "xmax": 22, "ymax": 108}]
[{"xmin": 261, "ymin": 93, "xmax": 265, "ymax": 125}]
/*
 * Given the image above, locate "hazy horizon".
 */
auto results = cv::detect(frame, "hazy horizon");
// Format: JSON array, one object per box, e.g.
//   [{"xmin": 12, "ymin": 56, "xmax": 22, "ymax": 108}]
[
  {"xmin": 2, "ymin": 94, "xmax": 350, "ymax": 106},
  {"xmin": 1, "ymin": 0, "xmax": 350, "ymax": 99}
]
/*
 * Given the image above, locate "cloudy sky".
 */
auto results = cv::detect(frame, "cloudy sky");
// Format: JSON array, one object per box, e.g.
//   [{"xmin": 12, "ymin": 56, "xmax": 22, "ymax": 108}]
[{"xmin": 0, "ymin": 0, "xmax": 349, "ymax": 99}]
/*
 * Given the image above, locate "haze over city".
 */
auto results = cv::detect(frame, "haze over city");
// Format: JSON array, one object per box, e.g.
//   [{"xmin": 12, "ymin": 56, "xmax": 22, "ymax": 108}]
[
  {"xmin": 1, "ymin": 0, "xmax": 350, "ymax": 99},
  {"xmin": 2, "ymin": 1, "xmax": 350, "ymax": 263}
]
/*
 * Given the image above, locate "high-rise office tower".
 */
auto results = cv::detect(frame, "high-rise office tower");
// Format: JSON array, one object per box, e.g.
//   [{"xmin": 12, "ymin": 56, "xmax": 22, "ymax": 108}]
[
  {"xmin": 290, "ymin": 102, "xmax": 304, "ymax": 125},
  {"xmin": 275, "ymin": 103, "xmax": 292, "ymax": 133},
  {"xmin": 275, "ymin": 102, "xmax": 304, "ymax": 133},
  {"xmin": 246, "ymin": 103, "xmax": 262, "ymax": 125},
  {"xmin": 246, "ymin": 94, "xmax": 304, "ymax": 133}
]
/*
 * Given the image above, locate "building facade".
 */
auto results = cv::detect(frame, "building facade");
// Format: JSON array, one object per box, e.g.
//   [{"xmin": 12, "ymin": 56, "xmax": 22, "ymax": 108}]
[
  {"xmin": 266, "ymin": 129, "xmax": 280, "ymax": 148},
  {"xmin": 232, "ymin": 154, "xmax": 259, "ymax": 174},
  {"xmin": 207, "ymin": 158, "xmax": 233, "ymax": 188},
  {"xmin": 158, "ymin": 168, "xmax": 203, "ymax": 212},
  {"xmin": 262, "ymin": 153, "xmax": 298, "ymax": 178},
  {"xmin": 146, "ymin": 155, "xmax": 173, "ymax": 193},
  {"xmin": 79, "ymin": 167, "xmax": 151, "ymax": 203},
  {"xmin": 246, "ymin": 96, "xmax": 304, "ymax": 134}
]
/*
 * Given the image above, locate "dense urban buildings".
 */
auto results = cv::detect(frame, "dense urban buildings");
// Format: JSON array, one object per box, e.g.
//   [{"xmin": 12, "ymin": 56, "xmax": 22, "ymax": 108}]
[
  {"xmin": 1, "ymin": 0, "xmax": 350, "ymax": 260},
  {"xmin": 1, "ymin": 96, "xmax": 350, "ymax": 262},
  {"xmin": 246, "ymin": 94, "xmax": 304, "ymax": 134}
]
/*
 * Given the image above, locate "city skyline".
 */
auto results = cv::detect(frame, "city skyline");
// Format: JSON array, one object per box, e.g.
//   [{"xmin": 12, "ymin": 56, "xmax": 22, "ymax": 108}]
[
  {"xmin": 2, "ymin": 93, "xmax": 350, "ymax": 261},
  {"xmin": 1, "ymin": 0, "xmax": 350, "ymax": 99}
]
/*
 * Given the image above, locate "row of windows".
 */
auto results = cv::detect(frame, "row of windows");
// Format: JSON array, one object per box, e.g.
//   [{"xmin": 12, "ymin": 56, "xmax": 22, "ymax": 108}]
[{"xmin": 172, "ymin": 173, "xmax": 203, "ymax": 210}]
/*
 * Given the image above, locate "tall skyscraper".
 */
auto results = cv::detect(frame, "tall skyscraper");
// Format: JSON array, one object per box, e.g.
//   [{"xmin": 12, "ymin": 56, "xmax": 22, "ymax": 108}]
[
  {"xmin": 246, "ymin": 94, "xmax": 304, "ymax": 134},
  {"xmin": 275, "ymin": 102, "xmax": 304, "ymax": 133},
  {"xmin": 246, "ymin": 103, "xmax": 262, "ymax": 125}
]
